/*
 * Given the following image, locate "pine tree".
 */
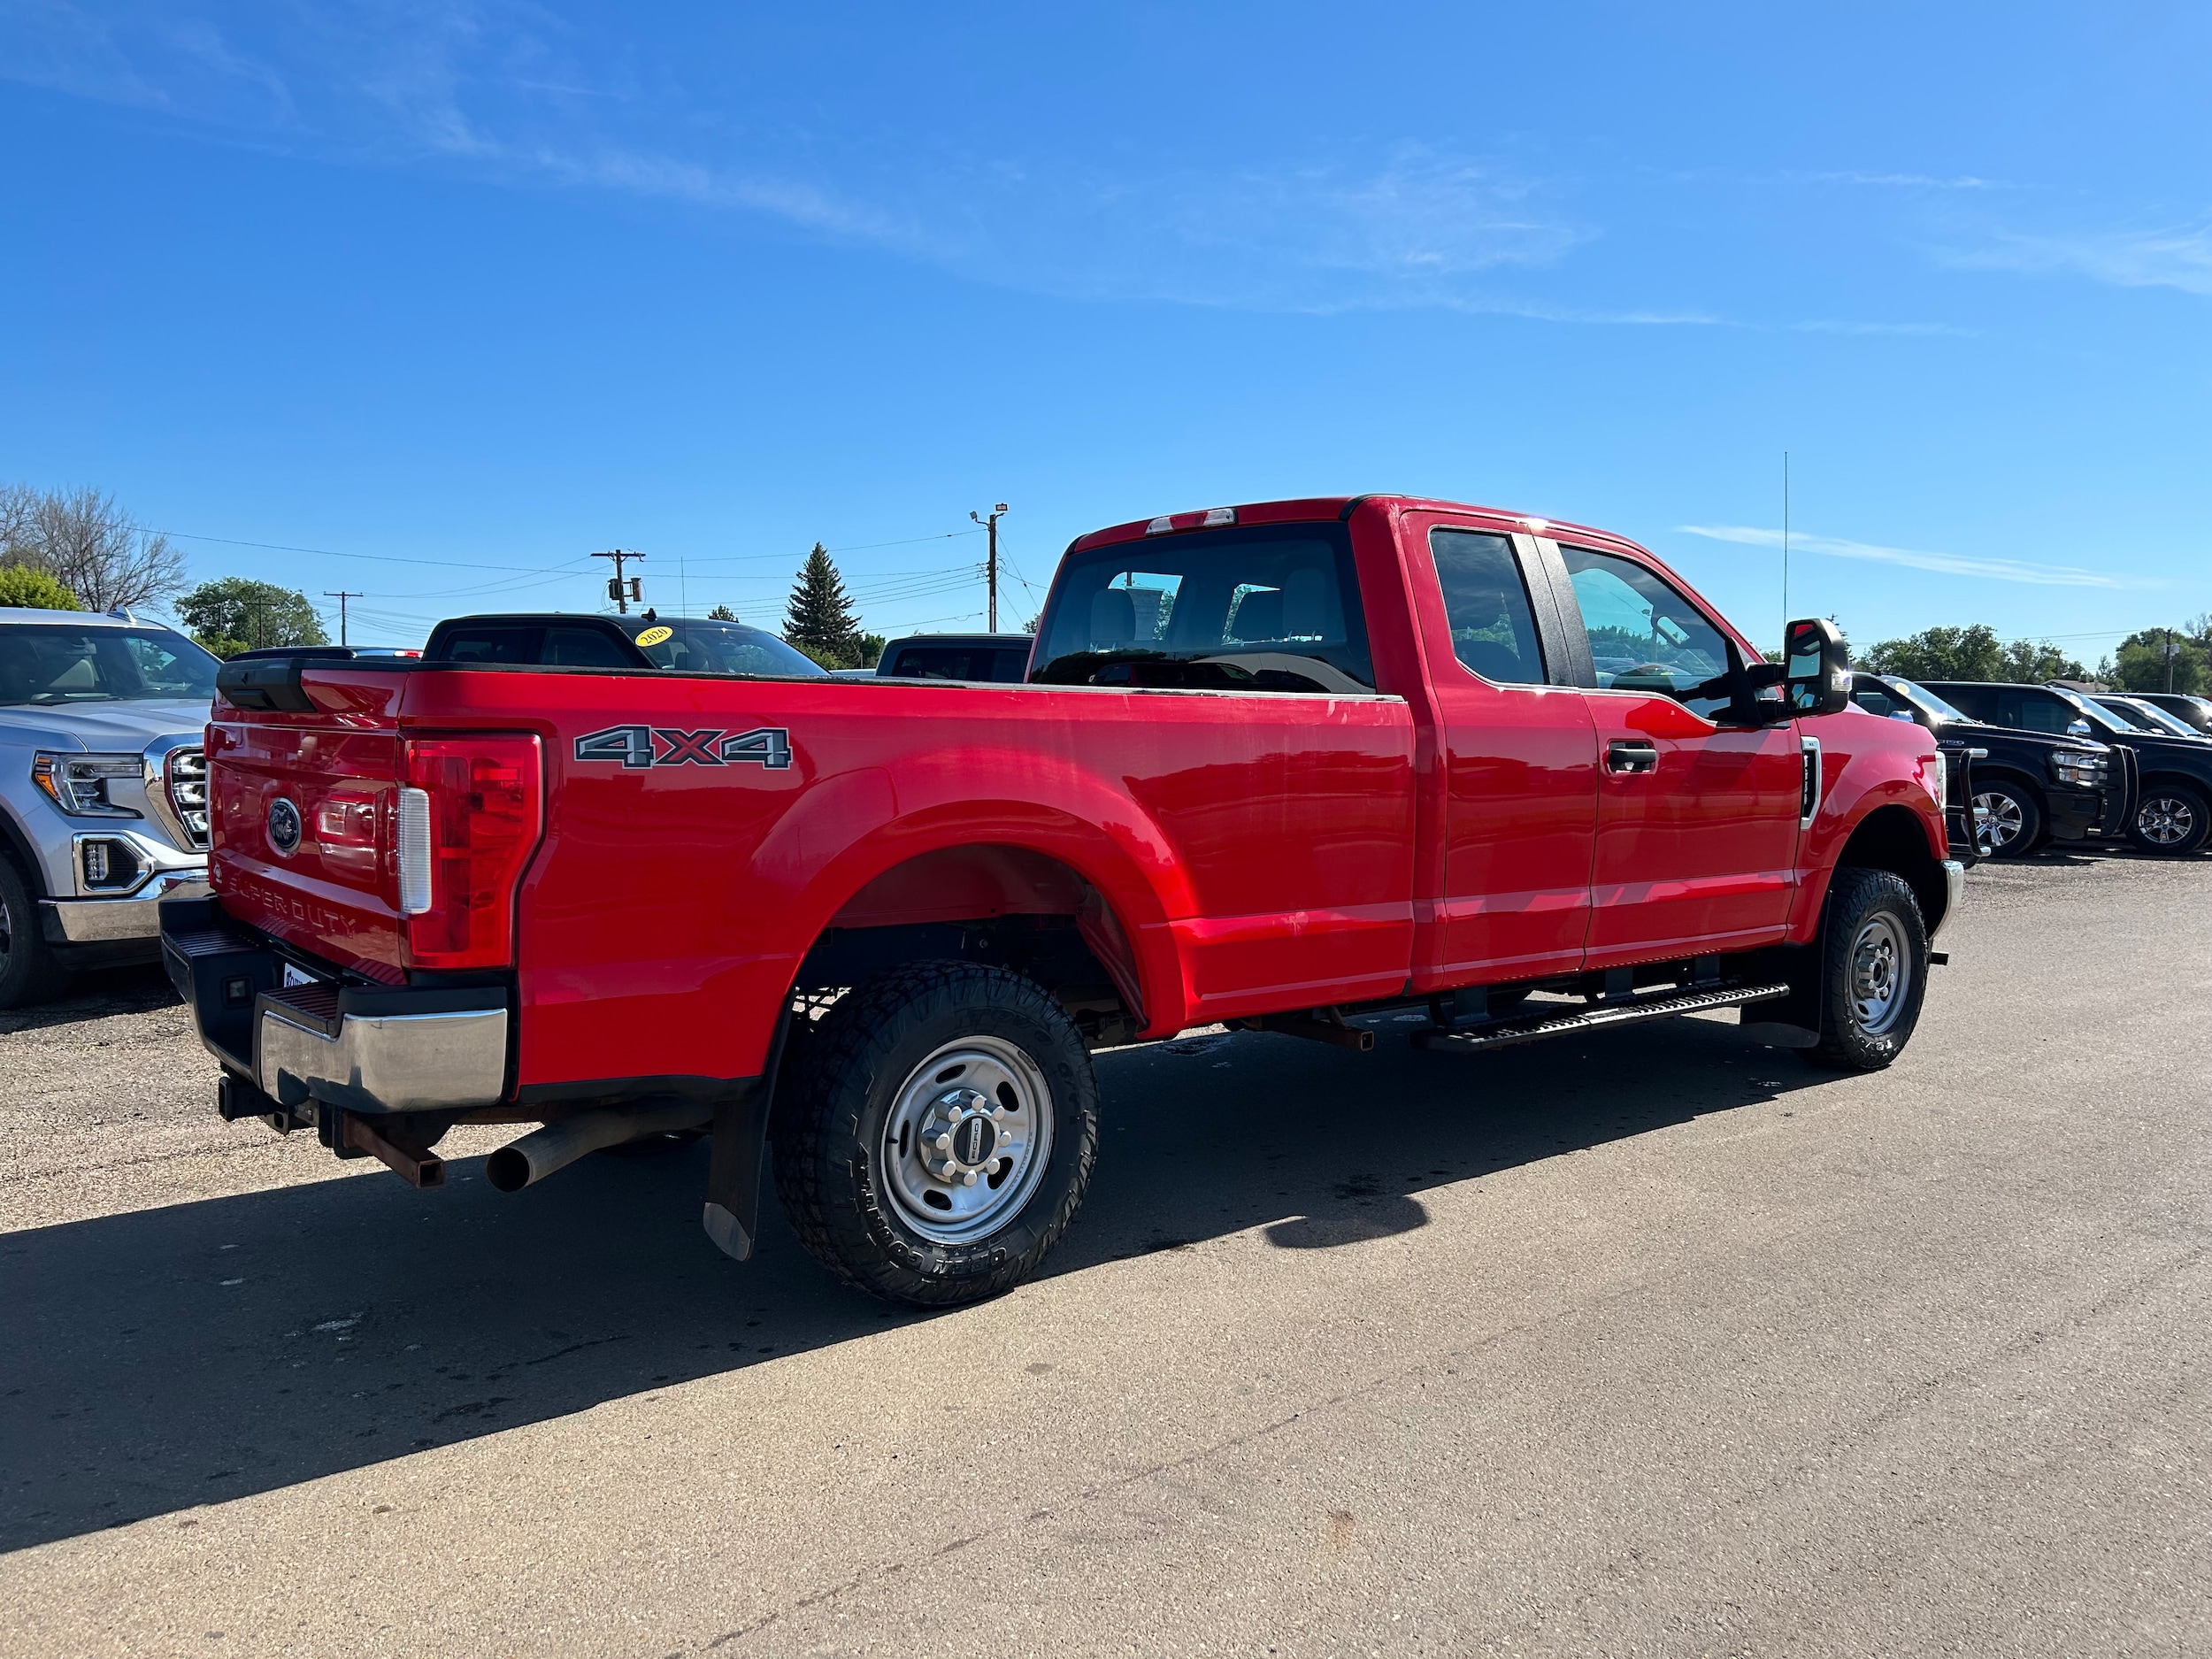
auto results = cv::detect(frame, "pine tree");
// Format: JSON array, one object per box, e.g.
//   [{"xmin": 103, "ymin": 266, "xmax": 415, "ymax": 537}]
[{"xmin": 783, "ymin": 543, "xmax": 862, "ymax": 665}]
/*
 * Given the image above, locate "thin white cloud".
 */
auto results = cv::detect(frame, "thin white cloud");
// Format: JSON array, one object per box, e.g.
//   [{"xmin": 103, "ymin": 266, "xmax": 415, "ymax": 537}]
[
  {"xmin": 1939, "ymin": 223, "xmax": 2212, "ymax": 297},
  {"xmin": 1789, "ymin": 319, "xmax": 1973, "ymax": 337},
  {"xmin": 1677, "ymin": 525, "xmax": 2154, "ymax": 589},
  {"xmin": 1811, "ymin": 171, "xmax": 2001, "ymax": 190}
]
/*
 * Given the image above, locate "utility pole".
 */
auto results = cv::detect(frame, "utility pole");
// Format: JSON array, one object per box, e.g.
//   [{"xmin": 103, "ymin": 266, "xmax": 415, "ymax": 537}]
[
  {"xmin": 324, "ymin": 590, "xmax": 359, "ymax": 647},
  {"xmin": 593, "ymin": 549, "xmax": 644, "ymax": 615},
  {"xmin": 971, "ymin": 503, "xmax": 1009, "ymax": 632}
]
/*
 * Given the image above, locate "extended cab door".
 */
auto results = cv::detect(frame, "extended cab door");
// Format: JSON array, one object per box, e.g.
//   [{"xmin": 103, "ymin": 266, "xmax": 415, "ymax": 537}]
[
  {"xmin": 1402, "ymin": 516, "xmax": 1600, "ymax": 985},
  {"xmin": 1548, "ymin": 541, "xmax": 1804, "ymax": 964}
]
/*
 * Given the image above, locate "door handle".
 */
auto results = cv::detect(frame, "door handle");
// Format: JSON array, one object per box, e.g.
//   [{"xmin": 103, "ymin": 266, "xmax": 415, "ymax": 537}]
[{"xmin": 1607, "ymin": 740, "xmax": 1659, "ymax": 775}]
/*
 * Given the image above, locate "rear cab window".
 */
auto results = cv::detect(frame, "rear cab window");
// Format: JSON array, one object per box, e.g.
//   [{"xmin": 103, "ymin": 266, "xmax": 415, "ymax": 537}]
[
  {"xmin": 1032, "ymin": 522, "xmax": 1375, "ymax": 694},
  {"xmin": 1431, "ymin": 530, "xmax": 1546, "ymax": 687}
]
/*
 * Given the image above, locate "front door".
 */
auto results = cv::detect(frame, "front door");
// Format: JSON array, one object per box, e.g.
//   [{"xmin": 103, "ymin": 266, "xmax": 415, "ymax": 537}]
[{"xmin": 1552, "ymin": 543, "xmax": 1804, "ymax": 964}]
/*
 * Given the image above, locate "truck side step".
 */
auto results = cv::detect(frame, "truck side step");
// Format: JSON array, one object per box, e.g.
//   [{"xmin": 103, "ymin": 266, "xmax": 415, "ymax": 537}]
[{"xmin": 1410, "ymin": 981, "xmax": 1791, "ymax": 1053}]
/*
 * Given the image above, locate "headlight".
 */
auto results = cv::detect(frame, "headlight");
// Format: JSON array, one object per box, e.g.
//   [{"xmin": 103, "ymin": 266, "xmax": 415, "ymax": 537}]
[
  {"xmin": 31, "ymin": 753, "xmax": 143, "ymax": 818},
  {"xmin": 1925, "ymin": 752, "xmax": 1947, "ymax": 808},
  {"xmin": 2050, "ymin": 750, "xmax": 2107, "ymax": 788}
]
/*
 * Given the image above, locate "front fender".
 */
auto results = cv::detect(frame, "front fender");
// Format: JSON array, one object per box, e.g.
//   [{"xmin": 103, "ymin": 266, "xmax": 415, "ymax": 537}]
[{"xmin": 1787, "ymin": 739, "xmax": 1947, "ymax": 943}]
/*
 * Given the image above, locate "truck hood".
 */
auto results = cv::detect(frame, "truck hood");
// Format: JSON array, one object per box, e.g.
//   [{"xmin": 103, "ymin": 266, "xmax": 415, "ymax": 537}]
[{"xmin": 0, "ymin": 699, "xmax": 216, "ymax": 752}]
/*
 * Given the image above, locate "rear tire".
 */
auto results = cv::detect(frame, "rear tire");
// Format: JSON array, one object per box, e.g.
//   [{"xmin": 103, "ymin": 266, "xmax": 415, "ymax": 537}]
[
  {"xmin": 772, "ymin": 962, "xmax": 1099, "ymax": 1307},
  {"xmin": 2127, "ymin": 782, "xmax": 2211, "ymax": 856},
  {"xmin": 0, "ymin": 856, "xmax": 67, "ymax": 1012},
  {"xmin": 1970, "ymin": 779, "xmax": 2043, "ymax": 858},
  {"xmin": 1805, "ymin": 867, "xmax": 1928, "ymax": 1072}
]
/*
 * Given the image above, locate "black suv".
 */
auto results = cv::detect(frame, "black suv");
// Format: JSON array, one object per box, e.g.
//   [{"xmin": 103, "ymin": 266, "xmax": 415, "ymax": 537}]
[
  {"xmin": 1850, "ymin": 673, "xmax": 2120, "ymax": 858},
  {"xmin": 1924, "ymin": 680, "xmax": 2212, "ymax": 856},
  {"xmin": 422, "ymin": 612, "xmax": 827, "ymax": 678}
]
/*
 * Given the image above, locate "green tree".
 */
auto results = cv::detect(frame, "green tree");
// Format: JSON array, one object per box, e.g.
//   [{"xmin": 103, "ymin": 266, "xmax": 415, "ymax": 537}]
[
  {"xmin": 0, "ymin": 565, "xmax": 82, "ymax": 610},
  {"xmin": 176, "ymin": 578, "xmax": 329, "ymax": 657},
  {"xmin": 2111, "ymin": 628, "xmax": 2208, "ymax": 695},
  {"xmin": 782, "ymin": 543, "xmax": 862, "ymax": 667},
  {"xmin": 857, "ymin": 632, "xmax": 887, "ymax": 668},
  {"xmin": 1857, "ymin": 625, "xmax": 2004, "ymax": 680},
  {"xmin": 1856, "ymin": 625, "xmax": 2083, "ymax": 682},
  {"xmin": 706, "ymin": 603, "xmax": 738, "ymax": 622},
  {"xmin": 1998, "ymin": 637, "xmax": 2089, "ymax": 681}
]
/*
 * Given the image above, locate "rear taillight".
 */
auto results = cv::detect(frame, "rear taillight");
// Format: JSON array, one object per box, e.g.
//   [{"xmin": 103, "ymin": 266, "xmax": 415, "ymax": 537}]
[{"xmin": 397, "ymin": 734, "xmax": 543, "ymax": 970}]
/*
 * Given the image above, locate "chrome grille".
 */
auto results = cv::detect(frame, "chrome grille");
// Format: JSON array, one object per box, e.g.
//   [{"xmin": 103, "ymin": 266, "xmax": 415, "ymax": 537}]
[{"xmin": 165, "ymin": 746, "xmax": 211, "ymax": 850}]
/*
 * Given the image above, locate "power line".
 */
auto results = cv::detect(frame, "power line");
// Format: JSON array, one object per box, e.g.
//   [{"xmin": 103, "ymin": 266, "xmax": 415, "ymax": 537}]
[{"xmin": 322, "ymin": 590, "xmax": 360, "ymax": 647}]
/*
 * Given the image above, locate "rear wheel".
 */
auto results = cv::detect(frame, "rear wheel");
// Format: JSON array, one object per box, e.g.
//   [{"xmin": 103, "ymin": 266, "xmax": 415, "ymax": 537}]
[
  {"xmin": 2127, "ymin": 782, "xmax": 2211, "ymax": 856},
  {"xmin": 772, "ymin": 962, "xmax": 1099, "ymax": 1307},
  {"xmin": 1806, "ymin": 867, "xmax": 1928, "ymax": 1071},
  {"xmin": 0, "ymin": 856, "xmax": 67, "ymax": 1011},
  {"xmin": 1970, "ymin": 779, "xmax": 2043, "ymax": 857}
]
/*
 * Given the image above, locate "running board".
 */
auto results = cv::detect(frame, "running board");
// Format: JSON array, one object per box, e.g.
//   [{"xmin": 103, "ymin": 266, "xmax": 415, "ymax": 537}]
[{"xmin": 1410, "ymin": 981, "xmax": 1791, "ymax": 1053}]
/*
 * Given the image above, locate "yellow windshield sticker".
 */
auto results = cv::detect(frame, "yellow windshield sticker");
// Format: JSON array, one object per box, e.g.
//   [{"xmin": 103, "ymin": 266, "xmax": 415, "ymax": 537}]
[{"xmin": 634, "ymin": 625, "xmax": 673, "ymax": 648}]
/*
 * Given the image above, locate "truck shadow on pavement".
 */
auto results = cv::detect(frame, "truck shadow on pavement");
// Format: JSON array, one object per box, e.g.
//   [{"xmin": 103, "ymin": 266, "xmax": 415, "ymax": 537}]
[{"xmin": 1, "ymin": 1012, "xmax": 1829, "ymax": 1553}]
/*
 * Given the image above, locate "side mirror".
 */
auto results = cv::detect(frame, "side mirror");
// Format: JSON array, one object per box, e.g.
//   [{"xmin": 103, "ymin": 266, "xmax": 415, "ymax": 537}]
[
  {"xmin": 1785, "ymin": 618, "xmax": 1850, "ymax": 716},
  {"xmin": 2067, "ymin": 718, "xmax": 2093, "ymax": 738}
]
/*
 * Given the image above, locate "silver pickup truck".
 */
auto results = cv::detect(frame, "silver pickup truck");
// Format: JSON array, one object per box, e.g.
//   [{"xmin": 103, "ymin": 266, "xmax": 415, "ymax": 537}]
[{"xmin": 0, "ymin": 605, "xmax": 215, "ymax": 1006}]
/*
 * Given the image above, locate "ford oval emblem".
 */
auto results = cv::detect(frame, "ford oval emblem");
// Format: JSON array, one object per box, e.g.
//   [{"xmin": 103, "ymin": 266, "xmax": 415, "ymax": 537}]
[{"xmin": 267, "ymin": 797, "xmax": 303, "ymax": 856}]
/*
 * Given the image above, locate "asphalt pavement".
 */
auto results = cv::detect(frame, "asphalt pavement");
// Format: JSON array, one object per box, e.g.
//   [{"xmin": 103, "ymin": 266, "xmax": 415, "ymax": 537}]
[{"xmin": 2, "ymin": 849, "xmax": 2208, "ymax": 1656}]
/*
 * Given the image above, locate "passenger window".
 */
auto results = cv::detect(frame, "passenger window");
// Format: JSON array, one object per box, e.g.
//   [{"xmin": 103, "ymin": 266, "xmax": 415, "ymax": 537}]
[
  {"xmin": 1853, "ymin": 688, "xmax": 1897, "ymax": 718},
  {"xmin": 545, "ymin": 626, "xmax": 637, "ymax": 669},
  {"xmin": 439, "ymin": 626, "xmax": 540, "ymax": 664},
  {"xmin": 1559, "ymin": 546, "xmax": 1732, "ymax": 718},
  {"xmin": 1430, "ymin": 530, "xmax": 1544, "ymax": 687},
  {"xmin": 2008, "ymin": 690, "xmax": 2076, "ymax": 734}
]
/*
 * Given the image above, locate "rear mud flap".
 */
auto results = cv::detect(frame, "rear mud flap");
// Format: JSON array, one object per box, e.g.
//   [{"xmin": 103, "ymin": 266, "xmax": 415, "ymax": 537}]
[
  {"xmin": 703, "ymin": 1082, "xmax": 772, "ymax": 1262},
  {"xmin": 701, "ymin": 1003, "xmax": 795, "ymax": 1263}
]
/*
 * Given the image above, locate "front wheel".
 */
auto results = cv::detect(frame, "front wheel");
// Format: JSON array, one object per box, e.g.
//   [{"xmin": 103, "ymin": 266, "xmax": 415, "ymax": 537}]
[
  {"xmin": 0, "ymin": 856, "xmax": 67, "ymax": 1011},
  {"xmin": 2127, "ymin": 782, "xmax": 2211, "ymax": 856},
  {"xmin": 1806, "ymin": 867, "xmax": 1929, "ymax": 1071},
  {"xmin": 772, "ymin": 961, "xmax": 1100, "ymax": 1307},
  {"xmin": 1970, "ymin": 780, "xmax": 2043, "ymax": 858}
]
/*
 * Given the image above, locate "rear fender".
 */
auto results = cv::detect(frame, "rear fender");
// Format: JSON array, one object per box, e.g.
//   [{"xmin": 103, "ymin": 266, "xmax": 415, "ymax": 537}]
[{"xmin": 757, "ymin": 762, "xmax": 1194, "ymax": 1033}]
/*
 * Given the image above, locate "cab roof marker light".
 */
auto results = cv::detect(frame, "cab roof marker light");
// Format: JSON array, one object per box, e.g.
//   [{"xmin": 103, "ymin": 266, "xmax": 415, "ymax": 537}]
[
  {"xmin": 1202, "ymin": 507, "xmax": 1237, "ymax": 526},
  {"xmin": 1143, "ymin": 516, "xmax": 1176, "ymax": 536}
]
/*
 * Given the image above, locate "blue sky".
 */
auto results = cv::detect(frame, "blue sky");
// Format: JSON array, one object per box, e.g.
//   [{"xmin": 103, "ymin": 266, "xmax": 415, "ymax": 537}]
[{"xmin": 2, "ymin": 2, "xmax": 2207, "ymax": 656}]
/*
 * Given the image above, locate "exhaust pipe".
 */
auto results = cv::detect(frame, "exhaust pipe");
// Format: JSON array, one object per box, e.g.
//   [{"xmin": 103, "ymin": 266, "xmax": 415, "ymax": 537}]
[{"xmin": 485, "ymin": 1101, "xmax": 712, "ymax": 1193}]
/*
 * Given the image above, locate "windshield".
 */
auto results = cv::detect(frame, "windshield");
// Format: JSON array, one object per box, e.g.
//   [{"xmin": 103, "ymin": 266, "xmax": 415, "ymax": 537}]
[
  {"xmin": 1887, "ymin": 676, "xmax": 1978, "ymax": 726},
  {"xmin": 632, "ymin": 621, "xmax": 826, "ymax": 678},
  {"xmin": 0, "ymin": 625, "xmax": 219, "ymax": 706},
  {"xmin": 2050, "ymin": 687, "xmax": 2131, "ymax": 735},
  {"xmin": 1032, "ymin": 523, "xmax": 1375, "ymax": 693},
  {"xmin": 2104, "ymin": 697, "xmax": 2202, "ymax": 738}
]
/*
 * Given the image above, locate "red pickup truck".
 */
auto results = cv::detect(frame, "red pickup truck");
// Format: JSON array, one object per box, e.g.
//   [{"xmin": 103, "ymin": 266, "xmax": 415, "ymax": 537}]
[{"xmin": 164, "ymin": 495, "xmax": 1964, "ymax": 1306}]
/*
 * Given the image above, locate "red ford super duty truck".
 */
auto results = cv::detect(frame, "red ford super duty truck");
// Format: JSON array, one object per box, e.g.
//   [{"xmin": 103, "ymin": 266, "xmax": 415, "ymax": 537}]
[{"xmin": 163, "ymin": 496, "xmax": 1968, "ymax": 1306}]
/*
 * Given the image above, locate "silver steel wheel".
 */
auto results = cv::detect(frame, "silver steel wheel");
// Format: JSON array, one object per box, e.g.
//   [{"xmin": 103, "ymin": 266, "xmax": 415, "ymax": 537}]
[
  {"xmin": 881, "ymin": 1035, "xmax": 1055, "ymax": 1245},
  {"xmin": 2136, "ymin": 793, "xmax": 2197, "ymax": 848},
  {"xmin": 1972, "ymin": 789, "xmax": 2024, "ymax": 852},
  {"xmin": 1847, "ymin": 912, "xmax": 1911, "ymax": 1037}
]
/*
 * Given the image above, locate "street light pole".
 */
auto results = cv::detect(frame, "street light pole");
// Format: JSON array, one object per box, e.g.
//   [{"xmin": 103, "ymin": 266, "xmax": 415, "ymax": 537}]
[{"xmin": 971, "ymin": 504, "xmax": 1009, "ymax": 632}]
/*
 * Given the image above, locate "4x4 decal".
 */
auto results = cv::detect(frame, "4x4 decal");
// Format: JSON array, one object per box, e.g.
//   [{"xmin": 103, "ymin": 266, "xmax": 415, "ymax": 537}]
[{"xmin": 573, "ymin": 723, "xmax": 793, "ymax": 770}]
